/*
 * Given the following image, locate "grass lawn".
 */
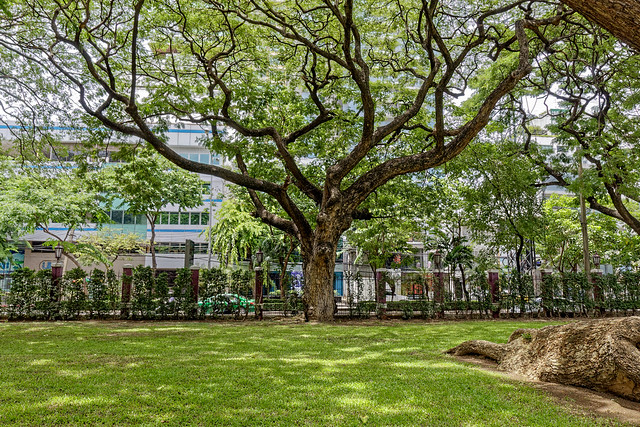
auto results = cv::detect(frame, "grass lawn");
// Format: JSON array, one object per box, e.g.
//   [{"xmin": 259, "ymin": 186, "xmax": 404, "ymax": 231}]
[{"xmin": 0, "ymin": 319, "xmax": 622, "ymax": 426}]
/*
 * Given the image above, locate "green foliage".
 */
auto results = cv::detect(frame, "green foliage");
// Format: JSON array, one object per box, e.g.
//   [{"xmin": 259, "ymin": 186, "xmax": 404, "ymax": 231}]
[
  {"xmin": 205, "ymin": 198, "xmax": 269, "ymax": 268},
  {"xmin": 105, "ymin": 269, "xmax": 121, "ymax": 316},
  {"xmin": 75, "ymin": 231, "xmax": 148, "ymax": 269},
  {"xmin": 200, "ymin": 267, "xmax": 228, "ymax": 300},
  {"xmin": 61, "ymin": 268, "xmax": 88, "ymax": 320},
  {"xmin": 154, "ymin": 272, "xmax": 171, "ymax": 320},
  {"xmin": 101, "ymin": 149, "xmax": 204, "ymax": 218},
  {"xmin": 0, "ymin": 167, "xmax": 108, "ymax": 262},
  {"xmin": 131, "ymin": 266, "xmax": 156, "ymax": 320},
  {"xmin": 6, "ymin": 268, "xmax": 37, "ymax": 320},
  {"xmin": 88, "ymin": 269, "xmax": 108, "ymax": 319},
  {"xmin": 173, "ymin": 268, "xmax": 197, "ymax": 319},
  {"xmin": 539, "ymin": 194, "xmax": 640, "ymax": 272}
]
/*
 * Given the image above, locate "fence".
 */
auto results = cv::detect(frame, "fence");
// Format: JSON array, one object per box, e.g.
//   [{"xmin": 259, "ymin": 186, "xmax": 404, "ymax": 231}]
[{"xmin": 2, "ymin": 266, "xmax": 640, "ymax": 320}]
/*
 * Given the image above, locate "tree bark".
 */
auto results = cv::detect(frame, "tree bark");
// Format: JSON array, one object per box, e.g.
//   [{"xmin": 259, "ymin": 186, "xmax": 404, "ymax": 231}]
[
  {"xmin": 561, "ymin": 0, "xmax": 640, "ymax": 51},
  {"xmin": 447, "ymin": 317, "xmax": 640, "ymax": 401}
]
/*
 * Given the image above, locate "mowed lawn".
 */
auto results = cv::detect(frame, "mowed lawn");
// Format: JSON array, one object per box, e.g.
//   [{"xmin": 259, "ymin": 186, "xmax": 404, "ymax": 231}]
[{"xmin": 0, "ymin": 320, "xmax": 615, "ymax": 426}]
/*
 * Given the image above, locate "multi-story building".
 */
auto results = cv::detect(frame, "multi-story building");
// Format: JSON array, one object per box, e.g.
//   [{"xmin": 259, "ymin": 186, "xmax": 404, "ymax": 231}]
[{"xmin": 0, "ymin": 121, "xmax": 227, "ymax": 291}]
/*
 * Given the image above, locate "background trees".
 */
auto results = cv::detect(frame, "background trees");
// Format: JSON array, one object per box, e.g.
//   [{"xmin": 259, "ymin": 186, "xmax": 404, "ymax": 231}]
[
  {"xmin": 99, "ymin": 149, "xmax": 204, "ymax": 270},
  {"xmin": 0, "ymin": 0, "xmax": 573, "ymax": 319},
  {"xmin": 0, "ymin": 164, "xmax": 109, "ymax": 267}
]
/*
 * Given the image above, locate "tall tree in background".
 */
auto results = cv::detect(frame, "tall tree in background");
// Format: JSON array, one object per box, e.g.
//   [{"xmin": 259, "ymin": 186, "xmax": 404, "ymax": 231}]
[
  {"xmin": 0, "ymin": 1, "xmax": 573, "ymax": 319},
  {"xmin": 449, "ymin": 140, "xmax": 544, "ymax": 274}
]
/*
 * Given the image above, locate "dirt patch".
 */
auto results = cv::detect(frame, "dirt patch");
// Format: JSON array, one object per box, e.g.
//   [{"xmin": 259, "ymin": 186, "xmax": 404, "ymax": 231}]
[{"xmin": 455, "ymin": 355, "xmax": 640, "ymax": 425}]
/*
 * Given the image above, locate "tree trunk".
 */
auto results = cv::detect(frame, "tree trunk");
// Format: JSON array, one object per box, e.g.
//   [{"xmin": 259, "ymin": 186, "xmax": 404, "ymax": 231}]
[
  {"xmin": 447, "ymin": 317, "xmax": 640, "ymax": 402},
  {"xmin": 301, "ymin": 221, "xmax": 344, "ymax": 321},
  {"xmin": 459, "ymin": 264, "xmax": 470, "ymax": 303},
  {"xmin": 560, "ymin": 0, "xmax": 640, "ymax": 51},
  {"xmin": 303, "ymin": 247, "xmax": 337, "ymax": 321}
]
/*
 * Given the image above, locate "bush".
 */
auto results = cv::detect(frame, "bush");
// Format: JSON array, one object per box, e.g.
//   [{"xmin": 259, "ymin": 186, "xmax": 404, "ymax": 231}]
[
  {"xmin": 7, "ymin": 268, "xmax": 37, "ymax": 320},
  {"xmin": 61, "ymin": 268, "xmax": 88, "ymax": 320},
  {"xmin": 131, "ymin": 266, "xmax": 156, "ymax": 319}
]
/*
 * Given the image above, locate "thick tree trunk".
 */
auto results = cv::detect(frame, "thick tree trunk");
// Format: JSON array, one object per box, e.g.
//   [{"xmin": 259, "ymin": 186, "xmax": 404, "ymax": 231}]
[
  {"xmin": 301, "ymin": 210, "xmax": 350, "ymax": 321},
  {"xmin": 561, "ymin": 0, "xmax": 640, "ymax": 51},
  {"xmin": 303, "ymin": 246, "xmax": 338, "ymax": 322},
  {"xmin": 447, "ymin": 317, "xmax": 640, "ymax": 401}
]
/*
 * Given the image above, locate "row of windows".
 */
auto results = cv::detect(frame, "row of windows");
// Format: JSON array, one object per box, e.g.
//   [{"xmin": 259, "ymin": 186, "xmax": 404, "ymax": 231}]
[
  {"xmin": 108, "ymin": 210, "xmax": 210, "ymax": 226},
  {"xmin": 180, "ymin": 152, "xmax": 220, "ymax": 165},
  {"xmin": 157, "ymin": 211, "xmax": 209, "ymax": 226},
  {"xmin": 52, "ymin": 150, "xmax": 220, "ymax": 165},
  {"xmin": 156, "ymin": 242, "xmax": 209, "ymax": 254},
  {"xmin": 109, "ymin": 211, "xmax": 147, "ymax": 225}
]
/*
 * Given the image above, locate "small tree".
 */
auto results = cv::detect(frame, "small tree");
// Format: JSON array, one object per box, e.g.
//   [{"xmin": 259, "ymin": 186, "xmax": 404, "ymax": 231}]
[
  {"xmin": 101, "ymin": 149, "xmax": 203, "ymax": 271},
  {"xmin": 105, "ymin": 269, "xmax": 120, "ymax": 317}
]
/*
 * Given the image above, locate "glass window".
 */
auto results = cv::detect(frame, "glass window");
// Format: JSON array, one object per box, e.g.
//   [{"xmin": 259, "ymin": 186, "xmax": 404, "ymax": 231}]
[
  {"xmin": 179, "ymin": 212, "xmax": 190, "ymax": 225},
  {"xmin": 123, "ymin": 212, "xmax": 134, "ymax": 224},
  {"xmin": 169, "ymin": 212, "xmax": 179, "ymax": 225},
  {"xmin": 180, "ymin": 153, "xmax": 188, "ymax": 159},
  {"xmin": 111, "ymin": 210, "xmax": 123, "ymax": 224},
  {"xmin": 136, "ymin": 214, "xmax": 146, "ymax": 225},
  {"xmin": 189, "ymin": 153, "xmax": 199, "ymax": 162},
  {"xmin": 211, "ymin": 156, "xmax": 220, "ymax": 166},
  {"xmin": 201, "ymin": 212, "xmax": 209, "ymax": 225},
  {"xmin": 190, "ymin": 212, "xmax": 200, "ymax": 225},
  {"xmin": 199, "ymin": 153, "xmax": 210, "ymax": 164},
  {"xmin": 159, "ymin": 212, "xmax": 169, "ymax": 225}
]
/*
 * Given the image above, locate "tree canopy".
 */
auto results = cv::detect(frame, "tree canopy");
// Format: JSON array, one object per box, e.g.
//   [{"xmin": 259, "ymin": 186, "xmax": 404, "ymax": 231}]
[{"xmin": 0, "ymin": 0, "xmax": 607, "ymax": 319}]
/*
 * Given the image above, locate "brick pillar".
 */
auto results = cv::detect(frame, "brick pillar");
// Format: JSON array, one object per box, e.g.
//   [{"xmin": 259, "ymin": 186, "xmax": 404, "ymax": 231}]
[
  {"xmin": 488, "ymin": 270, "xmax": 500, "ymax": 319},
  {"xmin": 121, "ymin": 264, "xmax": 132, "ymax": 318},
  {"xmin": 51, "ymin": 262, "xmax": 63, "ymax": 302},
  {"xmin": 190, "ymin": 266, "xmax": 200, "ymax": 303}
]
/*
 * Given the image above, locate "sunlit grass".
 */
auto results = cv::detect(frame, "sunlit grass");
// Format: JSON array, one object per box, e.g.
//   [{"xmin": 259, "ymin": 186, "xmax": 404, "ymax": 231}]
[{"xmin": 0, "ymin": 320, "xmax": 619, "ymax": 426}]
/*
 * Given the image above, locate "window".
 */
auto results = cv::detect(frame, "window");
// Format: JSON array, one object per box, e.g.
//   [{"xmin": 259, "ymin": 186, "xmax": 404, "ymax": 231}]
[
  {"xmin": 189, "ymin": 153, "xmax": 199, "ymax": 162},
  {"xmin": 136, "ymin": 214, "xmax": 146, "ymax": 225},
  {"xmin": 111, "ymin": 210, "xmax": 123, "ymax": 224},
  {"xmin": 190, "ymin": 212, "xmax": 200, "ymax": 225},
  {"xmin": 179, "ymin": 212, "xmax": 190, "ymax": 225},
  {"xmin": 123, "ymin": 212, "xmax": 134, "ymax": 224},
  {"xmin": 159, "ymin": 212, "xmax": 169, "ymax": 225},
  {"xmin": 201, "ymin": 212, "xmax": 209, "ymax": 226},
  {"xmin": 169, "ymin": 212, "xmax": 179, "ymax": 225},
  {"xmin": 199, "ymin": 153, "xmax": 210, "ymax": 164}
]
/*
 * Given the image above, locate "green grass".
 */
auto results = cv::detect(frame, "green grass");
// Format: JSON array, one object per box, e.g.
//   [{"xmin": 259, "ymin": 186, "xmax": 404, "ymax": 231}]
[{"xmin": 0, "ymin": 320, "xmax": 619, "ymax": 426}]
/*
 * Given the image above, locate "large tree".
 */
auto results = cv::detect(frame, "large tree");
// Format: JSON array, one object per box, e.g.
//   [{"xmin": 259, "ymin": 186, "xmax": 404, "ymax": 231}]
[
  {"xmin": 559, "ymin": 0, "xmax": 640, "ymax": 51},
  {"xmin": 519, "ymin": 22, "xmax": 640, "ymax": 237},
  {"xmin": 0, "ymin": 0, "xmax": 572, "ymax": 320}
]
